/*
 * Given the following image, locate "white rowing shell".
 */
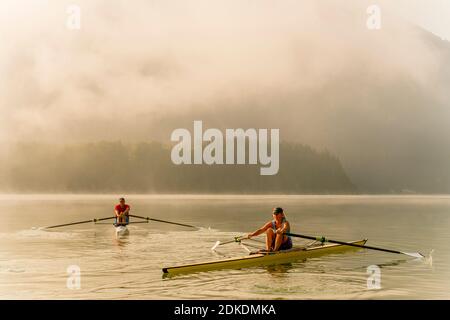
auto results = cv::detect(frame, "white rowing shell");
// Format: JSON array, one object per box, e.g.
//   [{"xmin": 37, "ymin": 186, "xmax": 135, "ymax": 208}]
[{"xmin": 115, "ymin": 225, "xmax": 129, "ymax": 236}]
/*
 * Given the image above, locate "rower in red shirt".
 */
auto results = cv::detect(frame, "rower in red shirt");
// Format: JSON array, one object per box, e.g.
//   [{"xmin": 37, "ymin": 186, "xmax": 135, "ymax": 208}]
[{"xmin": 114, "ymin": 197, "xmax": 130, "ymax": 226}]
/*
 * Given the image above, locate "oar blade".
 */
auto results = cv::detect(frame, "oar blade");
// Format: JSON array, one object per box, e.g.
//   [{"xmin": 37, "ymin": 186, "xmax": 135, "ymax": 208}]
[
  {"xmin": 211, "ymin": 241, "xmax": 221, "ymax": 251},
  {"xmin": 401, "ymin": 252, "xmax": 425, "ymax": 259}
]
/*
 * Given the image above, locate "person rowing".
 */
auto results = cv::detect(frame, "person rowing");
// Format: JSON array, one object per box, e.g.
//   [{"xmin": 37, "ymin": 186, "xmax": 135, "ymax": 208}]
[
  {"xmin": 114, "ymin": 197, "xmax": 130, "ymax": 226},
  {"xmin": 247, "ymin": 207, "xmax": 293, "ymax": 252}
]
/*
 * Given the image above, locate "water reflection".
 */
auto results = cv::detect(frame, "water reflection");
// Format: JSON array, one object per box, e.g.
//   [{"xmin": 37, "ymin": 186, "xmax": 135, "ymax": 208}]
[
  {"xmin": 262, "ymin": 262, "xmax": 296, "ymax": 277},
  {"xmin": 376, "ymin": 259, "xmax": 408, "ymax": 268},
  {"xmin": 113, "ymin": 236, "xmax": 130, "ymax": 248}
]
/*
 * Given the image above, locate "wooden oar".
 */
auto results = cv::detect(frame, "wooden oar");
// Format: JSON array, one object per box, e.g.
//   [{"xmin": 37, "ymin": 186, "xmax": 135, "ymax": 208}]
[
  {"xmin": 285, "ymin": 232, "xmax": 424, "ymax": 258},
  {"xmin": 45, "ymin": 216, "xmax": 116, "ymax": 229},
  {"xmin": 128, "ymin": 214, "xmax": 197, "ymax": 229}
]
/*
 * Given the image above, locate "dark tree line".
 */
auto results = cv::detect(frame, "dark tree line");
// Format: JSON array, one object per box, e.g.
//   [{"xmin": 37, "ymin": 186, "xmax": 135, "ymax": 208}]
[{"xmin": 2, "ymin": 141, "xmax": 356, "ymax": 194}]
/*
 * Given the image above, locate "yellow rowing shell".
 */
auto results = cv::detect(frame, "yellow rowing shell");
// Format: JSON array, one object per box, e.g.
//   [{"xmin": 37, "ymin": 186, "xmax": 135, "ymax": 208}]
[{"xmin": 162, "ymin": 239, "xmax": 367, "ymax": 275}]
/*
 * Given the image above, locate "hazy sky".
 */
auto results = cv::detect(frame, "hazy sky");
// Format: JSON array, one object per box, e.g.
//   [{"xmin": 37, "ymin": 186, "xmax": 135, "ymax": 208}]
[
  {"xmin": 1, "ymin": 0, "xmax": 448, "ymax": 144},
  {"xmin": 385, "ymin": 0, "xmax": 450, "ymax": 40},
  {"xmin": 0, "ymin": 0, "xmax": 449, "ymax": 192}
]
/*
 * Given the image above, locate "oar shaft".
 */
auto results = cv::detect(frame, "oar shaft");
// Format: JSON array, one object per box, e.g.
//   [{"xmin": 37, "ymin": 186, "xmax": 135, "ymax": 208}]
[
  {"xmin": 129, "ymin": 214, "xmax": 197, "ymax": 229},
  {"xmin": 219, "ymin": 236, "xmax": 246, "ymax": 246},
  {"xmin": 150, "ymin": 218, "xmax": 197, "ymax": 229},
  {"xmin": 286, "ymin": 232, "xmax": 402, "ymax": 255},
  {"xmin": 45, "ymin": 216, "xmax": 116, "ymax": 229},
  {"xmin": 46, "ymin": 219, "xmax": 94, "ymax": 229}
]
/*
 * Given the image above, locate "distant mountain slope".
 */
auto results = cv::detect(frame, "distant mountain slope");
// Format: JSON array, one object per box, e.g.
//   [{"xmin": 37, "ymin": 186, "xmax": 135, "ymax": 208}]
[{"xmin": 2, "ymin": 142, "xmax": 355, "ymax": 194}]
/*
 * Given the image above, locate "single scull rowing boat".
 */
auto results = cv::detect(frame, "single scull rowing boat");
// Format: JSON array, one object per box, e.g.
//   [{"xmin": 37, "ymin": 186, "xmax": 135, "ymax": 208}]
[
  {"xmin": 163, "ymin": 231, "xmax": 426, "ymax": 276},
  {"xmin": 162, "ymin": 239, "xmax": 367, "ymax": 275},
  {"xmin": 42, "ymin": 214, "xmax": 197, "ymax": 236}
]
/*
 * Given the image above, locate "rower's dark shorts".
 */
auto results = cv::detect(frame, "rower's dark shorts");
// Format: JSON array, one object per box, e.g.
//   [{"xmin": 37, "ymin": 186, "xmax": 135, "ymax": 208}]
[{"xmin": 272, "ymin": 236, "xmax": 293, "ymax": 250}]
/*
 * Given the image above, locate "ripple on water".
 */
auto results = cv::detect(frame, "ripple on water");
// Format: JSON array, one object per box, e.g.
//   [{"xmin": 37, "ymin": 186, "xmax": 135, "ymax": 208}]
[{"xmin": 1, "ymin": 195, "xmax": 449, "ymax": 299}]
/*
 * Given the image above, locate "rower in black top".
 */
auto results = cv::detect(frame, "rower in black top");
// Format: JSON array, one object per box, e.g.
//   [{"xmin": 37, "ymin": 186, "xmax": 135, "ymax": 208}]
[{"xmin": 247, "ymin": 207, "xmax": 292, "ymax": 252}]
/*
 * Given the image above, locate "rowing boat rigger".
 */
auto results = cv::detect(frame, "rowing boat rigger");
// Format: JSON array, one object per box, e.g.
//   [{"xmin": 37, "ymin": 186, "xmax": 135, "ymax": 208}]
[
  {"xmin": 162, "ymin": 239, "xmax": 367, "ymax": 275},
  {"xmin": 42, "ymin": 213, "xmax": 197, "ymax": 235}
]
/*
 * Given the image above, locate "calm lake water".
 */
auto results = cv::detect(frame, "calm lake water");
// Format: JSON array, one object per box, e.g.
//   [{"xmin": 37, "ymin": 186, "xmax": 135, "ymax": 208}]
[{"xmin": 0, "ymin": 194, "xmax": 448, "ymax": 299}]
